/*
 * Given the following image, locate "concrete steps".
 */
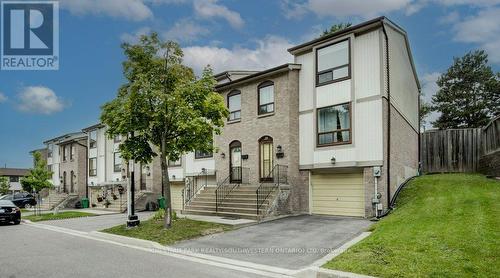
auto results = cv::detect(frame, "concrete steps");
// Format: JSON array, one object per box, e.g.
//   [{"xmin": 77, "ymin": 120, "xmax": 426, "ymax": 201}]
[
  {"xmin": 39, "ymin": 192, "xmax": 69, "ymax": 210},
  {"xmin": 184, "ymin": 185, "xmax": 277, "ymax": 220}
]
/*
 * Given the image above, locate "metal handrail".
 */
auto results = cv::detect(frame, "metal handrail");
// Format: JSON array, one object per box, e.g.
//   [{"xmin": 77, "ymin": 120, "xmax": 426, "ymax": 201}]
[
  {"xmin": 215, "ymin": 167, "xmax": 249, "ymax": 212},
  {"xmin": 256, "ymin": 164, "xmax": 288, "ymax": 215},
  {"xmin": 184, "ymin": 170, "xmax": 209, "ymax": 207}
]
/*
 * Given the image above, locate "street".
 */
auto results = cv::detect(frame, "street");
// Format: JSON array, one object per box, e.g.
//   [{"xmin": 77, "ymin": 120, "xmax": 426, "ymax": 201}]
[{"xmin": 0, "ymin": 220, "xmax": 273, "ymax": 278}]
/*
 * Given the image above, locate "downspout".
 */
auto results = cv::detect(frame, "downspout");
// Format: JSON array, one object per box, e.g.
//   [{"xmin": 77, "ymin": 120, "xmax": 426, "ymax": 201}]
[
  {"xmin": 382, "ymin": 22, "xmax": 391, "ymax": 209},
  {"xmin": 418, "ymin": 88, "xmax": 422, "ymax": 174}
]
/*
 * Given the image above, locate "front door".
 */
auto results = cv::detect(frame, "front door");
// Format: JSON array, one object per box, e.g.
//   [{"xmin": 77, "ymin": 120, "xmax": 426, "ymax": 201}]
[
  {"xmin": 259, "ymin": 136, "xmax": 273, "ymax": 181},
  {"xmin": 229, "ymin": 141, "xmax": 242, "ymax": 183}
]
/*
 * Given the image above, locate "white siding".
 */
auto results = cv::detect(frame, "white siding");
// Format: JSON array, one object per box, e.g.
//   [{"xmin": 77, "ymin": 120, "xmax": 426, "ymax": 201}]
[
  {"xmin": 354, "ymin": 99, "xmax": 383, "ymax": 161},
  {"xmin": 316, "ymin": 80, "xmax": 351, "ymax": 108},
  {"xmin": 299, "ymin": 112, "xmax": 314, "ymax": 165},
  {"xmin": 386, "ymin": 25, "xmax": 419, "ymax": 130},
  {"xmin": 296, "ymin": 52, "xmax": 314, "ymax": 112},
  {"xmin": 354, "ymin": 30, "xmax": 381, "ymax": 99}
]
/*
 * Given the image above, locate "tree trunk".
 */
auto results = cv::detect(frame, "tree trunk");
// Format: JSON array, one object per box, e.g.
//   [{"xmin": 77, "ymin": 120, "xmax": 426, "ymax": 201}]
[{"xmin": 160, "ymin": 137, "xmax": 172, "ymax": 228}]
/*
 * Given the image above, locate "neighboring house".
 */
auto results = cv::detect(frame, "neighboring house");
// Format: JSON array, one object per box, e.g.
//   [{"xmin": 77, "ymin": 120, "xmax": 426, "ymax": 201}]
[
  {"xmin": 43, "ymin": 132, "xmax": 88, "ymax": 196},
  {"xmin": 0, "ymin": 168, "xmax": 29, "ymax": 193}
]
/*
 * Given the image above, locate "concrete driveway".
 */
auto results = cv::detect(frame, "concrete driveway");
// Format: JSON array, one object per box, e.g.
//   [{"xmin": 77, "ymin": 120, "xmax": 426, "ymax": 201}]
[{"xmin": 173, "ymin": 214, "xmax": 372, "ymax": 269}]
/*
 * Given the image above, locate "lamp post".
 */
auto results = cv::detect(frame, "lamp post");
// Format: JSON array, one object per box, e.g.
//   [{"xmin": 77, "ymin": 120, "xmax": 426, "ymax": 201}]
[{"xmin": 126, "ymin": 131, "xmax": 140, "ymax": 228}]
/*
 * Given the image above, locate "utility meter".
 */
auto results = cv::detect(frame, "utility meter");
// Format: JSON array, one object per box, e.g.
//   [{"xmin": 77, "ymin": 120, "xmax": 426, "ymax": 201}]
[{"xmin": 373, "ymin": 166, "xmax": 381, "ymax": 177}]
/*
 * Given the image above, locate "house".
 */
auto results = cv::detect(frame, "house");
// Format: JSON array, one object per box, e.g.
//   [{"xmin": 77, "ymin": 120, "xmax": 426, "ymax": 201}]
[
  {"xmin": 43, "ymin": 132, "xmax": 88, "ymax": 196},
  {"xmin": 0, "ymin": 167, "xmax": 29, "ymax": 193},
  {"xmin": 180, "ymin": 16, "xmax": 419, "ymax": 219}
]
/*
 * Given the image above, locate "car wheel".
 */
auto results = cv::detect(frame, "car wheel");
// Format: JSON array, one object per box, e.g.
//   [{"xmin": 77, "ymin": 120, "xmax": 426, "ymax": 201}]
[
  {"xmin": 13, "ymin": 220, "xmax": 21, "ymax": 225},
  {"xmin": 24, "ymin": 204, "xmax": 32, "ymax": 209}
]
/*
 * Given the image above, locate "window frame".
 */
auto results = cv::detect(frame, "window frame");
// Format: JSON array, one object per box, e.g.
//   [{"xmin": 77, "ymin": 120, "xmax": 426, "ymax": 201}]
[
  {"xmin": 227, "ymin": 90, "xmax": 241, "ymax": 121},
  {"xmin": 315, "ymin": 38, "xmax": 351, "ymax": 87},
  {"xmin": 168, "ymin": 159, "xmax": 182, "ymax": 167},
  {"xmin": 114, "ymin": 134, "xmax": 121, "ymax": 143},
  {"xmin": 113, "ymin": 152, "xmax": 122, "ymax": 173},
  {"xmin": 316, "ymin": 102, "xmax": 352, "ymax": 147},
  {"xmin": 89, "ymin": 158, "xmax": 97, "ymax": 176},
  {"xmin": 62, "ymin": 145, "xmax": 68, "ymax": 162},
  {"xmin": 89, "ymin": 130, "xmax": 97, "ymax": 149},
  {"xmin": 257, "ymin": 81, "xmax": 275, "ymax": 115},
  {"xmin": 70, "ymin": 144, "xmax": 75, "ymax": 161},
  {"xmin": 195, "ymin": 149, "xmax": 213, "ymax": 159}
]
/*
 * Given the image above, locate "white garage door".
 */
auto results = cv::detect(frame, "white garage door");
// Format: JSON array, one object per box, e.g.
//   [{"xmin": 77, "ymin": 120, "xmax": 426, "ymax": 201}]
[
  {"xmin": 170, "ymin": 183, "xmax": 184, "ymax": 211},
  {"xmin": 311, "ymin": 172, "xmax": 365, "ymax": 217}
]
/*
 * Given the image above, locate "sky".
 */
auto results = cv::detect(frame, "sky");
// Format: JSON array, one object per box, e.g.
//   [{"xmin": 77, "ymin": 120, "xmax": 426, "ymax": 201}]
[{"xmin": 0, "ymin": 0, "xmax": 499, "ymax": 168}]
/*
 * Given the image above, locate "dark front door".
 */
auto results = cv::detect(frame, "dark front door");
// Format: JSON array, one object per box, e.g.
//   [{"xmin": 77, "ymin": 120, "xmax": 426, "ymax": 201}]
[{"xmin": 229, "ymin": 141, "xmax": 242, "ymax": 183}]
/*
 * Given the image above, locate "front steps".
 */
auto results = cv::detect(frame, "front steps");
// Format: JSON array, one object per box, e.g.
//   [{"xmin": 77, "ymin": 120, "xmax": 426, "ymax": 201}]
[
  {"xmin": 39, "ymin": 192, "xmax": 70, "ymax": 210},
  {"xmin": 183, "ymin": 185, "xmax": 277, "ymax": 220}
]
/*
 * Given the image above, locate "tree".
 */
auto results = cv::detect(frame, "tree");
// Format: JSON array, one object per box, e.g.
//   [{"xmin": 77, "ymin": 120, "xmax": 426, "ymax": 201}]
[
  {"xmin": 0, "ymin": 177, "xmax": 9, "ymax": 195},
  {"xmin": 21, "ymin": 151, "xmax": 53, "ymax": 193},
  {"xmin": 420, "ymin": 100, "xmax": 432, "ymax": 130},
  {"xmin": 432, "ymin": 50, "xmax": 500, "ymax": 129},
  {"xmin": 321, "ymin": 23, "xmax": 352, "ymax": 37},
  {"xmin": 101, "ymin": 33, "xmax": 228, "ymax": 228}
]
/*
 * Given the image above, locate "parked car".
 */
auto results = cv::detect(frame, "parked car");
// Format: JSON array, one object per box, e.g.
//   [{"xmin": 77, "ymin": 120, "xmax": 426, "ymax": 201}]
[
  {"xmin": 0, "ymin": 200, "xmax": 21, "ymax": 225},
  {"xmin": 0, "ymin": 193, "xmax": 36, "ymax": 208}
]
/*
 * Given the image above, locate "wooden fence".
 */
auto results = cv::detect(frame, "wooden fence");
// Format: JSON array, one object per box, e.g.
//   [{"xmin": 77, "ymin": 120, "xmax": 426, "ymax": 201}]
[{"xmin": 421, "ymin": 117, "xmax": 500, "ymax": 173}]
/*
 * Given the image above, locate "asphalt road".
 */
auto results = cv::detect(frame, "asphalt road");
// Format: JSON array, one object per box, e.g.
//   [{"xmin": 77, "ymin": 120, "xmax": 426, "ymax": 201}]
[{"xmin": 0, "ymin": 222, "xmax": 268, "ymax": 278}]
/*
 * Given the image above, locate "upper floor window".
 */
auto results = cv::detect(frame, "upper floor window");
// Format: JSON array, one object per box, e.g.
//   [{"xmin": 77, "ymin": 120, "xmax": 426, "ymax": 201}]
[
  {"xmin": 9, "ymin": 176, "xmax": 19, "ymax": 182},
  {"xmin": 317, "ymin": 103, "xmax": 351, "ymax": 146},
  {"xmin": 89, "ymin": 158, "xmax": 97, "ymax": 176},
  {"xmin": 70, "ymin": 144, "xmax": 75, "ymax": 160},
  {"xmin": 113, "ymin": 152, "xmax": 122, "ymax": 172},
  {"xmin": 89, "ymin": 130, "xmax": 97, "ymax": 149},
  {"xmin": 47, "ymin": 144, "xmax": 53, "ymax": 158},
  {"xmin": 114, "ymin": 134, "xmax": 121, "ymax": 143},
  {"xmin": 168, "ymin": 159, "xmax": 181, "ymax": 167},
  {"xmin": 228, "ymin": 90, "xmax": 241, "ymax": 121},
  {"xmin": 316, "ymin": 39, "xmax": 350, "ymax": 86},
  {"xmin": 258, "ymin": 81, "xmax": 274, "ymax": 115},
  {"xmin": 63, "ymin": 145, "xmax": 68, "ymax": 161},
  {"xmin": 195, "ymin": 150, "xmax": 213, "ymax": 159}
]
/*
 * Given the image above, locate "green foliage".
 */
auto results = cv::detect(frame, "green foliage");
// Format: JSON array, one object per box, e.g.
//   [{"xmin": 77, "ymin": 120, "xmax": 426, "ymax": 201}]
[
  {"xmin": 153, "ymin": 209, "xmax": 177, "ymax": 221},
  {"xmin": 21, "ymin": 152, "xmax": 53, "ymax": 193},
  {"xmin": 324, "ymin": 174, "xmax": 500, "ymax": 277},
  {"xmin": 100, "ymin": 33, "xmax": 228, "ymax": 227},
  {"xmin": 321, "ymin": 22, "xmax": 352, "ymax": 37},
  {"xmin": 24, "ymin": 211, "xmax": 97, "ymax": 222},
  {"xmin": 420, "ymin": 99, "xmax": 432, "ymax": 128},
  {"xmin": 432, "ymin": 50, "xmax": 500, "ymax": 129},
  {"xmin": 0, "ymin": 177, "xmax": 10, "ymax": 195}
]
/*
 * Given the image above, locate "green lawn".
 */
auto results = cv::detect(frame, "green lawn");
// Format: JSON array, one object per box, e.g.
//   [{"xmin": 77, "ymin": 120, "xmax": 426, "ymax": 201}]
[
  {"xmin": 102, "ymin": 217, "xmax": 232, "ymax": 245},
  {"xmin": 324, "ymin": 173, "xmax": 500, "ymax": 278},
  {"xmin": 23, "ymin": 211, "xmax": 98, "ymax": 222}
]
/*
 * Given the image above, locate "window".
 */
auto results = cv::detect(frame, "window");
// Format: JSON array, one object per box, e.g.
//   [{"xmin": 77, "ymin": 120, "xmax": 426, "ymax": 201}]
[
  {"xmin": 47, "ymin": 165, "xmax": 52, "ymax": 172},
  {"xmin": 63, "ymin": 145, "xmax": 68, "ymax": 161},
  {"xmin": 317, "ymin": 103, "xmax": 351, "ymax": 146},
  {"xmin": 70, "ymin": 144, "xmax": 75, "ymax": 160},
  {"xmin": 114, "ymin": 134, "xmax": 121, "ymax": 143},
  {"xmin": 258, "ymin": 81, "xmax": 274, "ymax": 115},
  {"xmin": 89, "ymin": 130, "xmax": 97, "ymax": 148},
  {"xmin": 228, "ymin": 90, "xmax": 241, "ymax": 121},
  {"xmin": 316, "ymin": 39, "xmax": 350, "ymax": 86},
  {"xmin": 114, "ymin": 152, "xmax": 122, "ymax": 172},
  {"xmin": 9, "ymin": 176, "xmax": 19, "ymax": 182},
  {"xmin": 168, "ymin": 159, "xmax": 181, "ymax": 167},
  {"xmin": 48, "ymin": 144, "xmax": 53, "ymax": 158},
  {"xmin": 89, "ymin": 158, "xmax": 97, "ymax": 176},
  {"xmin": 195, "ymin": 149, "xmax": 213, "ymax": 159},
  {"xmin": 259, "ymin": 136, "xmax": 273, "ymax": 181}
]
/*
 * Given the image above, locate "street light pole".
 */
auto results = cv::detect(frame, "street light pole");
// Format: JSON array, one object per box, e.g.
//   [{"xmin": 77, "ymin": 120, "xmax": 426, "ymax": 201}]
[{"xmin": 127, "ymin": 131, "xmax": 140, "ymax": 228}]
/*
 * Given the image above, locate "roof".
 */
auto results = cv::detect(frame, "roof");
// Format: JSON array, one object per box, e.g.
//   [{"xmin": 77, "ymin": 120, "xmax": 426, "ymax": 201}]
[
  {"xmin": 0, "ymin": 168, "xmax": 29, "ymax": 177},
  {"xmin": 43, "ymin": 132, "xmax": 86, "ymax": 145},
  {"xmin": 215, "ymin": 63, "xmax": 301, "ymax": 90},
  {"xmin": 82, "ymin": 123, "xmax": 104, "ymax": 132}
]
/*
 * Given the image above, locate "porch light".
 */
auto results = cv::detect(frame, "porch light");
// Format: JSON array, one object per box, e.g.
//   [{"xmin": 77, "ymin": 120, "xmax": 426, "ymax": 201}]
[
  {"xmin": 331, "ymin": 156, "xmax": 336, "ymax": 164},
  {"xmin": 220, "ymin": 152, "xmax": 226, "ymax": 159},
  {"xmin": 144, "ymin": 166, "xmax": 151, "ymax": 176},
  {"xmin": 276, "ymin": 145, "xmax": 284, "ymax": 158}
]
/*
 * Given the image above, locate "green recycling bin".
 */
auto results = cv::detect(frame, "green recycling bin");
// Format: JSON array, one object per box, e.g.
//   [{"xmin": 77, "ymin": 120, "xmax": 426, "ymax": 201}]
[
  {"xmin": 81, "ymin": 198, "xmax": 89, "ymax": 209},
  {"xmin": 158, "ymin": 196, "xmax": 165, "ymax": 209}
]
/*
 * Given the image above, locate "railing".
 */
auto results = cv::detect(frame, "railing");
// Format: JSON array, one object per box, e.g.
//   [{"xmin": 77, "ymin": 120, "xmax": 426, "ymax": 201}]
[
  {"xmin": 256, "ymin": 164, "xmax": 288, "ymax": 215},
  {"xmin": 215, "ymin": 167, "xmax": 249, "ymax": 212},
  {"xmin": 183, "ymin": 170, "xmax": 209, "ymax": 208}
]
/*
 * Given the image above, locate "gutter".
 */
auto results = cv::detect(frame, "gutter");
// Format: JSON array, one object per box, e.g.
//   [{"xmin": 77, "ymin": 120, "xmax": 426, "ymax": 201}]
[{"xmin": 382, "ymin": 23, "xmax": 391, "ymax": 209}]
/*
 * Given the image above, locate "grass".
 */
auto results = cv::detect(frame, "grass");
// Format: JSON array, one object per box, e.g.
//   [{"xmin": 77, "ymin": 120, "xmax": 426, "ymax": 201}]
[
  {"xmin": 102, "ymin": 216, "xmax": 233, "ymax": 246},
  {"xmin": 323, "ymin": 173, "xmax": 500, "ymax": 278},
  {"xmin": 23, "ymin": 211, "xmax": 98, "ymax": 222}
]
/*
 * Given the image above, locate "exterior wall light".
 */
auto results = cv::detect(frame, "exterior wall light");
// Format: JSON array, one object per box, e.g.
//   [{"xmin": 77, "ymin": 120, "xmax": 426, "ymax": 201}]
[
  {"xmin": 276, "ymin": 145, "xmax": 284, "ymax": 158},
  {"xmin": 331, "ymin": 156, "xmax": 336, "ymax": 164},
  {"xmin": 221, "ymin": 152, "xmax": 226, "ymax": 159}
]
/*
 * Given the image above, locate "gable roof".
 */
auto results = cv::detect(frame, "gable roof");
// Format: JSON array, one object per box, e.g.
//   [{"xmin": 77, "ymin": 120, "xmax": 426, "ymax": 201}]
[{"xmin": 0, "ymin": 168, "xmax": 29, "ymax": 177}]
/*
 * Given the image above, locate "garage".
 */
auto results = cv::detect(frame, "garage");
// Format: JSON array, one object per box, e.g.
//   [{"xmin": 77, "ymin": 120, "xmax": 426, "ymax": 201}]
[
  {"xmin": 311, "ymin": 172, "xmax": 365, "ymax": 217},
  {"xmin": 170, "ymin": 183, "xmax": 184, "ymax": 211}
]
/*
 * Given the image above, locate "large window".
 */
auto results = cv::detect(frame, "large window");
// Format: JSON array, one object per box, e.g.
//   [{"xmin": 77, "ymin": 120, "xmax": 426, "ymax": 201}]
[
  {"xmin": 114, "ymin": 152, "xmax": 122, "ymax": 172},
  {"xmin": 47, "ymin": 144, "xmax": 53, "ymax": 158},
  {"xmin": 168, "ymin": 159, "xmax": 181, "ymax": 167},
  {"xmin": 317, "ymin": 103, "xmax": 351, "ymax": 146},
  {"xmin": 228, "ymin": 90, "xmax": 241, "ymax": 121},
  {"xmin": 258, "ymin": 81, "xmax": 274, "ymax": 115},
  {"xmin": 70, "ymin": 144, "xmax": 75, "ymax": 160},
  {"xmin": 89, "ymin": 158, "xmax": 97, "ymax": 176},
  {"xmin": 63, "ymin": 145, "xmax": 68, "ymax": 161},
  {"xmin": 9, "ymin": 176, "xmax": 19, "ymax": 182},
  {"xmin": 316, "ymin": 39, "xmax": 350, "ymax": 86},
  {"xmin": 89, "ymin": 130, "xmax": 97, "ymax": 148},
  {"xmin": 195, "ymin": 149, "xmax": 213, "ymax": 159}
]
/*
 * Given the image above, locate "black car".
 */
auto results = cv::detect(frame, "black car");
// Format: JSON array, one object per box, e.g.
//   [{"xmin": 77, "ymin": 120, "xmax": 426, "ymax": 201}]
[
  {"xmin": 0, "ymin": 200, "xmax": 21, "ymax": 225},
  {"xmin": 0, "ymin": 192, "xmax": 37, "ymax": 208}
]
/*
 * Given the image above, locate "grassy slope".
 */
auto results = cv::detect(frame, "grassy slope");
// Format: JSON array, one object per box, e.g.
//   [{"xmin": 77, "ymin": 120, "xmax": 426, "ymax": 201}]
[
  {"xmin": 102, "ymin": 218, "xmax": 232, "ymax": 246},
  {"xmin": 24, "ymin": 211, "xmax": 97, "ymax": 222},
  {"xmin": 324, "ymin": 174, "xmax": 499, "ymax": 278}
]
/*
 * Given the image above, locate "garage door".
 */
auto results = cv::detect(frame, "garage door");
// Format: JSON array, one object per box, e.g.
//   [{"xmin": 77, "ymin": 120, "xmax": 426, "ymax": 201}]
[
  {"xmin": 170, "ymin": 183, "xmax": 184, "ymax": 211},
  {"xmin": 311, "ymin": 172, "xmax": 365, "ymax": 217}
]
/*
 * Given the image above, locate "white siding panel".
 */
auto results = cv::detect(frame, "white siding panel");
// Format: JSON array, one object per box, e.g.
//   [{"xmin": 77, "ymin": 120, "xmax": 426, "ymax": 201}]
[
  {"xmin": 314, "ymin": 147, "xmax": 356, "ymax": 164},
  {"xmin": 387, "ymin": 26, "xmax": 419, "ymax": 130},
  {"xmin": 355, "ymin": 99, "xmax": 383, "ymax": 161},
  {"xmin": 297, "ymin": 52, "xmax": 314, "ymax": 111},
  {"xmin": 185, "ymin": 152, "xmax": 215, "ymax": 175},
  {"xmin": 316, "ymin": 80, "xmax": 351, "ymax": 108},
  {"xmin": 299, "ymin": 112, "xmax": 314, "ymax": 165},
  {"xmin": 354, "ymin": 30, "xmax": 381, "ymax": 99}
]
